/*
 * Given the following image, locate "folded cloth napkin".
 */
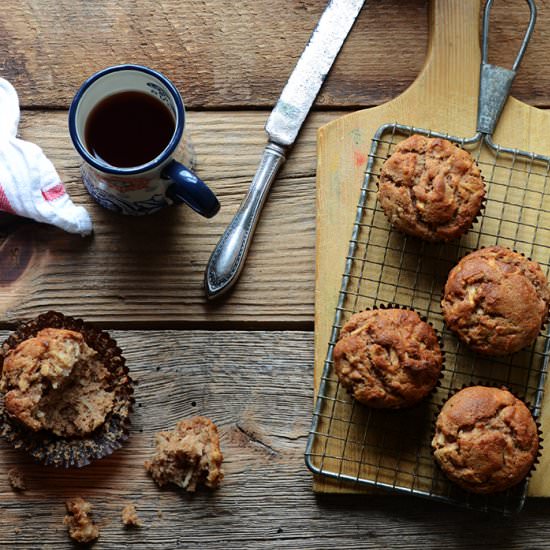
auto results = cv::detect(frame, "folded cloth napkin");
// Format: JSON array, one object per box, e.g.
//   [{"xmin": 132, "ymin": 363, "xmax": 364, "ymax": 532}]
[{"xmin": 0, "ymin": 78, "xmax": 92, "ymax": 236}]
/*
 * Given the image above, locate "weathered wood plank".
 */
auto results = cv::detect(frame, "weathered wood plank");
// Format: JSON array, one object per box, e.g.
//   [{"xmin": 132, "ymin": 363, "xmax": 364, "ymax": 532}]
[
  {"xmin": 3, "ymin": 0, "xmax": 550, "ymax": 111},
  {"xmin": 0, "ymin": 330, "xmax": 549, "ymax": 549},
  {"xmin": 1, "ymin": 0, "xmax": 428, "ymax": 109},
  {"xmin": 0, "ymin": 109, "xmax": 334, "ymax": 326}
]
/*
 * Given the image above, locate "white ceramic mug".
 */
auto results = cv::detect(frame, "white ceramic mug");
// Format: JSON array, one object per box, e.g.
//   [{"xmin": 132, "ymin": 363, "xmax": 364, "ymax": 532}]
[{"xmin": 69, "ymin": 64, "xmax": 220, "ymax": 217}]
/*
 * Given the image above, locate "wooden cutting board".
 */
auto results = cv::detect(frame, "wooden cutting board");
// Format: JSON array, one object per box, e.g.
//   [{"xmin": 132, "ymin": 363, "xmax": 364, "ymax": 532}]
[{"xmin": 314, "ymin": 0, "xmax": 550, "ymax": 497}]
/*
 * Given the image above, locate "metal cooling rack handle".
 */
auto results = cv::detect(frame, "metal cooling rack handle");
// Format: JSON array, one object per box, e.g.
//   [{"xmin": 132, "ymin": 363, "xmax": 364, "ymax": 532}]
[{"xmin": 477, "ymin": 0, "xmax": 537, "ymax": 136}]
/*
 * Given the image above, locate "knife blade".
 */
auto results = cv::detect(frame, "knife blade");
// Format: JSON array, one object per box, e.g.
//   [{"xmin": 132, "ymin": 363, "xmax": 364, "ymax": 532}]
[{"xmin": 204, "ymin": 0, "xmax": 366, "ymax": 299}]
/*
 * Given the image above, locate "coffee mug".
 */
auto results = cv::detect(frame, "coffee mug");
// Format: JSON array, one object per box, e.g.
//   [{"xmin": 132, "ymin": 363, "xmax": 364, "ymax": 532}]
[{"xmin": 68, "ymin": 64, "xmax": 220, "ymax": 217}]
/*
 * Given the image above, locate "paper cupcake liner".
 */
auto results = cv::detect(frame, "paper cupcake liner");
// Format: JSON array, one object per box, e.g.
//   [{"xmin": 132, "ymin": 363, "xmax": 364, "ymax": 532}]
[
  {"xmin": 335, "ymin": 303, "xmax": 445, "ymax": 409},
  {"xmin": 0, "ymin": 311, "xmax": 134, "ymax": 467},
  {"xmin": 430, "ymin": 384, "xmax": 541, "ymax": 494},
  {"xmin": 376, "ymin": 137, "xmax": 486, "ymax": 243}
]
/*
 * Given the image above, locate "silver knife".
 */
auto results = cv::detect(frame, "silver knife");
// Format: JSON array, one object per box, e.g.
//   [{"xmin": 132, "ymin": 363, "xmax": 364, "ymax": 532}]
[{"xmin": 204, "ymin": 0, "xmax": 366, "ymax": 299}]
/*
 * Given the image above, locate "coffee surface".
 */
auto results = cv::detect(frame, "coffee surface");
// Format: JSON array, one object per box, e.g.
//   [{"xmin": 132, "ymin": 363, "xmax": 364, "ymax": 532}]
[{"xmin": 84, "ymin": 90, "xmax": 175, "ymax": 168}]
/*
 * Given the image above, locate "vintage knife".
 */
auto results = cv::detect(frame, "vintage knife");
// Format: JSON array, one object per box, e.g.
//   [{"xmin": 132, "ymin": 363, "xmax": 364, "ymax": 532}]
[{"xmin": 204, "ymin": 0, "xmax": 366, "ymax": 299}]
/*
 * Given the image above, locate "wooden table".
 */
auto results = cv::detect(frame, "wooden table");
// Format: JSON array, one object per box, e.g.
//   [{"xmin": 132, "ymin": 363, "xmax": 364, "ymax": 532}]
[{"xmin": 2, "ymin": 1, "xmax": 550, "ymax": 548}]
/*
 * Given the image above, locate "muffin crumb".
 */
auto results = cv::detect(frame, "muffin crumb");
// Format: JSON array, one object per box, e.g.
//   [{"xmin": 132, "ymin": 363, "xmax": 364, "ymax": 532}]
[
  {"xmin": 7, "ymin": 467, "xmax": 26, "ymax": 491},
  {"xmin": 145, "ymin": 416, "xmax": 223, "ymax": 492},
  {"xmin": 64, "ymin": 497, "xmax": 99, "ymax": 543},
  {"xmin": 122, "ymin": 503, "xmax": 142, "ymax": 527}
]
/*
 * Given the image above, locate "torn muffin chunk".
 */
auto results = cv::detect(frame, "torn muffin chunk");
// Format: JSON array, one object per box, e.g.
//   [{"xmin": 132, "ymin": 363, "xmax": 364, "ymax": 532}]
[
  {"xmin": 0, "ymin": 328, "xmax": 115, "ymax": 437},
  {"xmin": 121, "ymin": 503, "xmax": 142, "ymax": 527},
  {"xmin": 145, "ymin": 416, "xmax": 224, "ymax": 492},
  {"xmin": 64, "ymin": 497, "xmax": 99, "ymax": 543}
]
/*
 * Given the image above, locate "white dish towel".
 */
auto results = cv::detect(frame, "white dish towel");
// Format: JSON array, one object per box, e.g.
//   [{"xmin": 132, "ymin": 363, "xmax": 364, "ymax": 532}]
[{"xmin": 0, "ymin": 78, "xmax": 92, "ymax": 236}]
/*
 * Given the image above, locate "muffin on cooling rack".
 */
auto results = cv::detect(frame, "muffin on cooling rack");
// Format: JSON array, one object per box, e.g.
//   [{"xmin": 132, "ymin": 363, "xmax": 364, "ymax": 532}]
[
  {"xmin": 432, "ymin": 386, "xmax": 539, "ymax": 494},
  {"xmin": 0, "ymin": 311, "xmax": 133, "ymax": 467},
  {"xmin": 378, "ymin": 134, "xmax": 485, "ymax": 241},
  {"xmin": 333, "ymin": 307, "xmax": 443, "ymax": 408},
  {"xmin": 442, "ymin": 246, "xmax": 550, "ymax": 356}
]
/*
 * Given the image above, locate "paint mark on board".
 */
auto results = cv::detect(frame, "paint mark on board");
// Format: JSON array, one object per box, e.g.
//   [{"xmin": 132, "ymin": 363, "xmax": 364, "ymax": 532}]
[{"xmin": 353, "ymin": 150, "xmax": 367, "ymax": 167}]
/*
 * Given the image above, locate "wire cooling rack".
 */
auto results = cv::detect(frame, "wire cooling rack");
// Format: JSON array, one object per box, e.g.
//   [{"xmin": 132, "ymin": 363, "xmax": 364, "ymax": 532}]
[{"xmin": 305, "ymin": 122, "xmax": 550, "ymax": 515}]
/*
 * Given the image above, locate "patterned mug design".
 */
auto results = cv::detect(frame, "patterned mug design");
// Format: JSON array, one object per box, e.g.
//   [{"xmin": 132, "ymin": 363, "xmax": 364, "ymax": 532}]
[{"xmin": 69, "ymin": 64, "xmax": 220, "ymax": 218}]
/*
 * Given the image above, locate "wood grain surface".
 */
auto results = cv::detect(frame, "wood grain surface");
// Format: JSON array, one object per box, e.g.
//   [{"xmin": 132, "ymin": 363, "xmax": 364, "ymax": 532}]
[
  {"xmin": 1, "ymin": 330, "xmax": 549, "ymax": 550},
  {"xmin": 2, "ymin": 0, "xmax": 550, "ymax": 547},
  {"xmin": 0, "ymin": 110, "xmax": 340, "ymax": 326},
  {"xmin": 314, "ymin": 0, "xmax": 550, "ymax": 498},
  {"xmin": 1, "ymin": 0, "xmax": 550, "ymax": 109},
  {"xmin": 2, "ymin": 0, "xmax": 428, "ymax": 109}
]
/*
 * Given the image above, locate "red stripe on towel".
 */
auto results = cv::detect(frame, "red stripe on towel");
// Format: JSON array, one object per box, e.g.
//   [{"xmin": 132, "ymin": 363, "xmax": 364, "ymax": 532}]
[
  {"xmin": 41, "ymin": 182, "xmax": 67, "ymax": 202},
  {"xmin": 0, "ymin": 185, "xmax": 14, "ymax": 213}
]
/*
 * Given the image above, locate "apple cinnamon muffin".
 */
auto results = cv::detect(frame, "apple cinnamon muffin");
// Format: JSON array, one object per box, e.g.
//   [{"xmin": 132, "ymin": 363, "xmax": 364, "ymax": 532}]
[
  {"xmin": 442, "ymin": 246, "xmax": 550, "ymax": 355},
  {"xmin": 0, "ymin": 311, "xmax": 133, "ymax": 467},
  {"xmin": 333, "ymin": 308, "xmax": 443, "ymax": 408},
  {"xmin": 145, "ymin": 416, "xmax": 224, "ymax": 492},
  {"xmin": 432, "ymin": 386, "xmax": 539, "ymax": 494},
  {"xmin": 378, "ymin": 134, "xmax": 485, "ymax": 241}
]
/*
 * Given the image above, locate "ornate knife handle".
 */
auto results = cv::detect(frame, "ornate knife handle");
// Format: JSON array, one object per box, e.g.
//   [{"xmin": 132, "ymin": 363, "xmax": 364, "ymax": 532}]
[{"xmin": 204, "ymin": 142, "xmax": 286, "ymax": 299}]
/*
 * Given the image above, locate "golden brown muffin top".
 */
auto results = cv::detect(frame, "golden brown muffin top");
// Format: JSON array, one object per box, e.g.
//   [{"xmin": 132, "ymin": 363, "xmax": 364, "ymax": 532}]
[
  {"xmin": 432, "ymin": 386, "xmax": 539, "ymax": 494},
  {"xmin": 378, "ymin": 134, "xmax": 485, "ymax": 241},
  {"xmin": 442, "ymin": 246, "xmax": 550, "ymax": 355},
  {"xmin": 0, "ymin": 328, "xmax": 115, "ymax": 437},
  {"xmin": 334, "ymin": 308, "xmax": 442, "ymax": 408}
]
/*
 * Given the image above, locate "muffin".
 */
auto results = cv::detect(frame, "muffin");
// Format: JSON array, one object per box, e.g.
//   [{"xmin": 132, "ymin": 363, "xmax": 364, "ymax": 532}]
[
  {"xmin": 145, "ymin": 416, "xmax": 224, "ymax": 492},
  {"xmin": 0, "ymin": 311, "xmax": 133, "ymax": 467},
  {"xmin": 432, "ymin": 386, "xmax": 539, "ymax": 494},
  {"xmin": 333, "ymin": 308, "xmax": 443, "ymax": 408},
  {"xmin": 378, "ymin": 134, "xmax": 485, "ymax": 241},
  {"xmin": 442, "ymin": 246, "xmax": 550, "ymax": 356}
]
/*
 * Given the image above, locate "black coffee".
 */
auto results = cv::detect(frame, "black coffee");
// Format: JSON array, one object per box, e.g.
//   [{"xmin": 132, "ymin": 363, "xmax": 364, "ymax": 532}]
[{"xmin": 84, "ymin": 90, "xmax": 176, "ymax": 168}]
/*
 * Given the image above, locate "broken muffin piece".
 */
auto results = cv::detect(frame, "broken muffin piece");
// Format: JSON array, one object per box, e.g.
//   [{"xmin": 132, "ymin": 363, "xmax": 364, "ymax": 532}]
[
  {"xmin": 0, "ymin": 311, "xmax": 134, "ymax": 468},
  {"xmin": 64, "ymin": 497, "xmax": 99, "ymax": 543},
  {"xmin": 0, "ymin": 328, "xmax": 115, "ymax": 437},
  {"xmin": 121, "ymin": 503, "xmax": 142, "ymax": 527},
  {"xmin": 7, "ymin": 467, "xmax": 26, "ymax": 491},
  {"xmin": 145, "ymin": 416, "xmax": 223, "ymax": 492}
]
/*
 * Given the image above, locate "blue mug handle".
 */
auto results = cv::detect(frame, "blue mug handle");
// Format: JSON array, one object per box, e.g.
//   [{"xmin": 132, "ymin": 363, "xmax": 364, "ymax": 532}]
[{"xmin": 163, "ymin": 160, "xmax": 220, "ymax": 218}]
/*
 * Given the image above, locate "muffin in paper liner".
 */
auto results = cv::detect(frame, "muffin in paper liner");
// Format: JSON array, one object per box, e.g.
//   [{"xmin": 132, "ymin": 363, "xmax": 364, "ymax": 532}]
[
  {"xmin": 333, "ymin": 303, "xmax": 445, "ymax": 409},
  {"xmin": 0, "ymin": 311, "xmax": 134, "ymax": 467},
  {"xmin": 377, "ymin": 134, "xmax": 487, "ymax": 243},
  {"xmin": 441, "ymin": 246, "xmax": 550, "ymax": 357},
  {"xmin": 430, "ymin": 384, "xmax": 542, "ymax": 495}
]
